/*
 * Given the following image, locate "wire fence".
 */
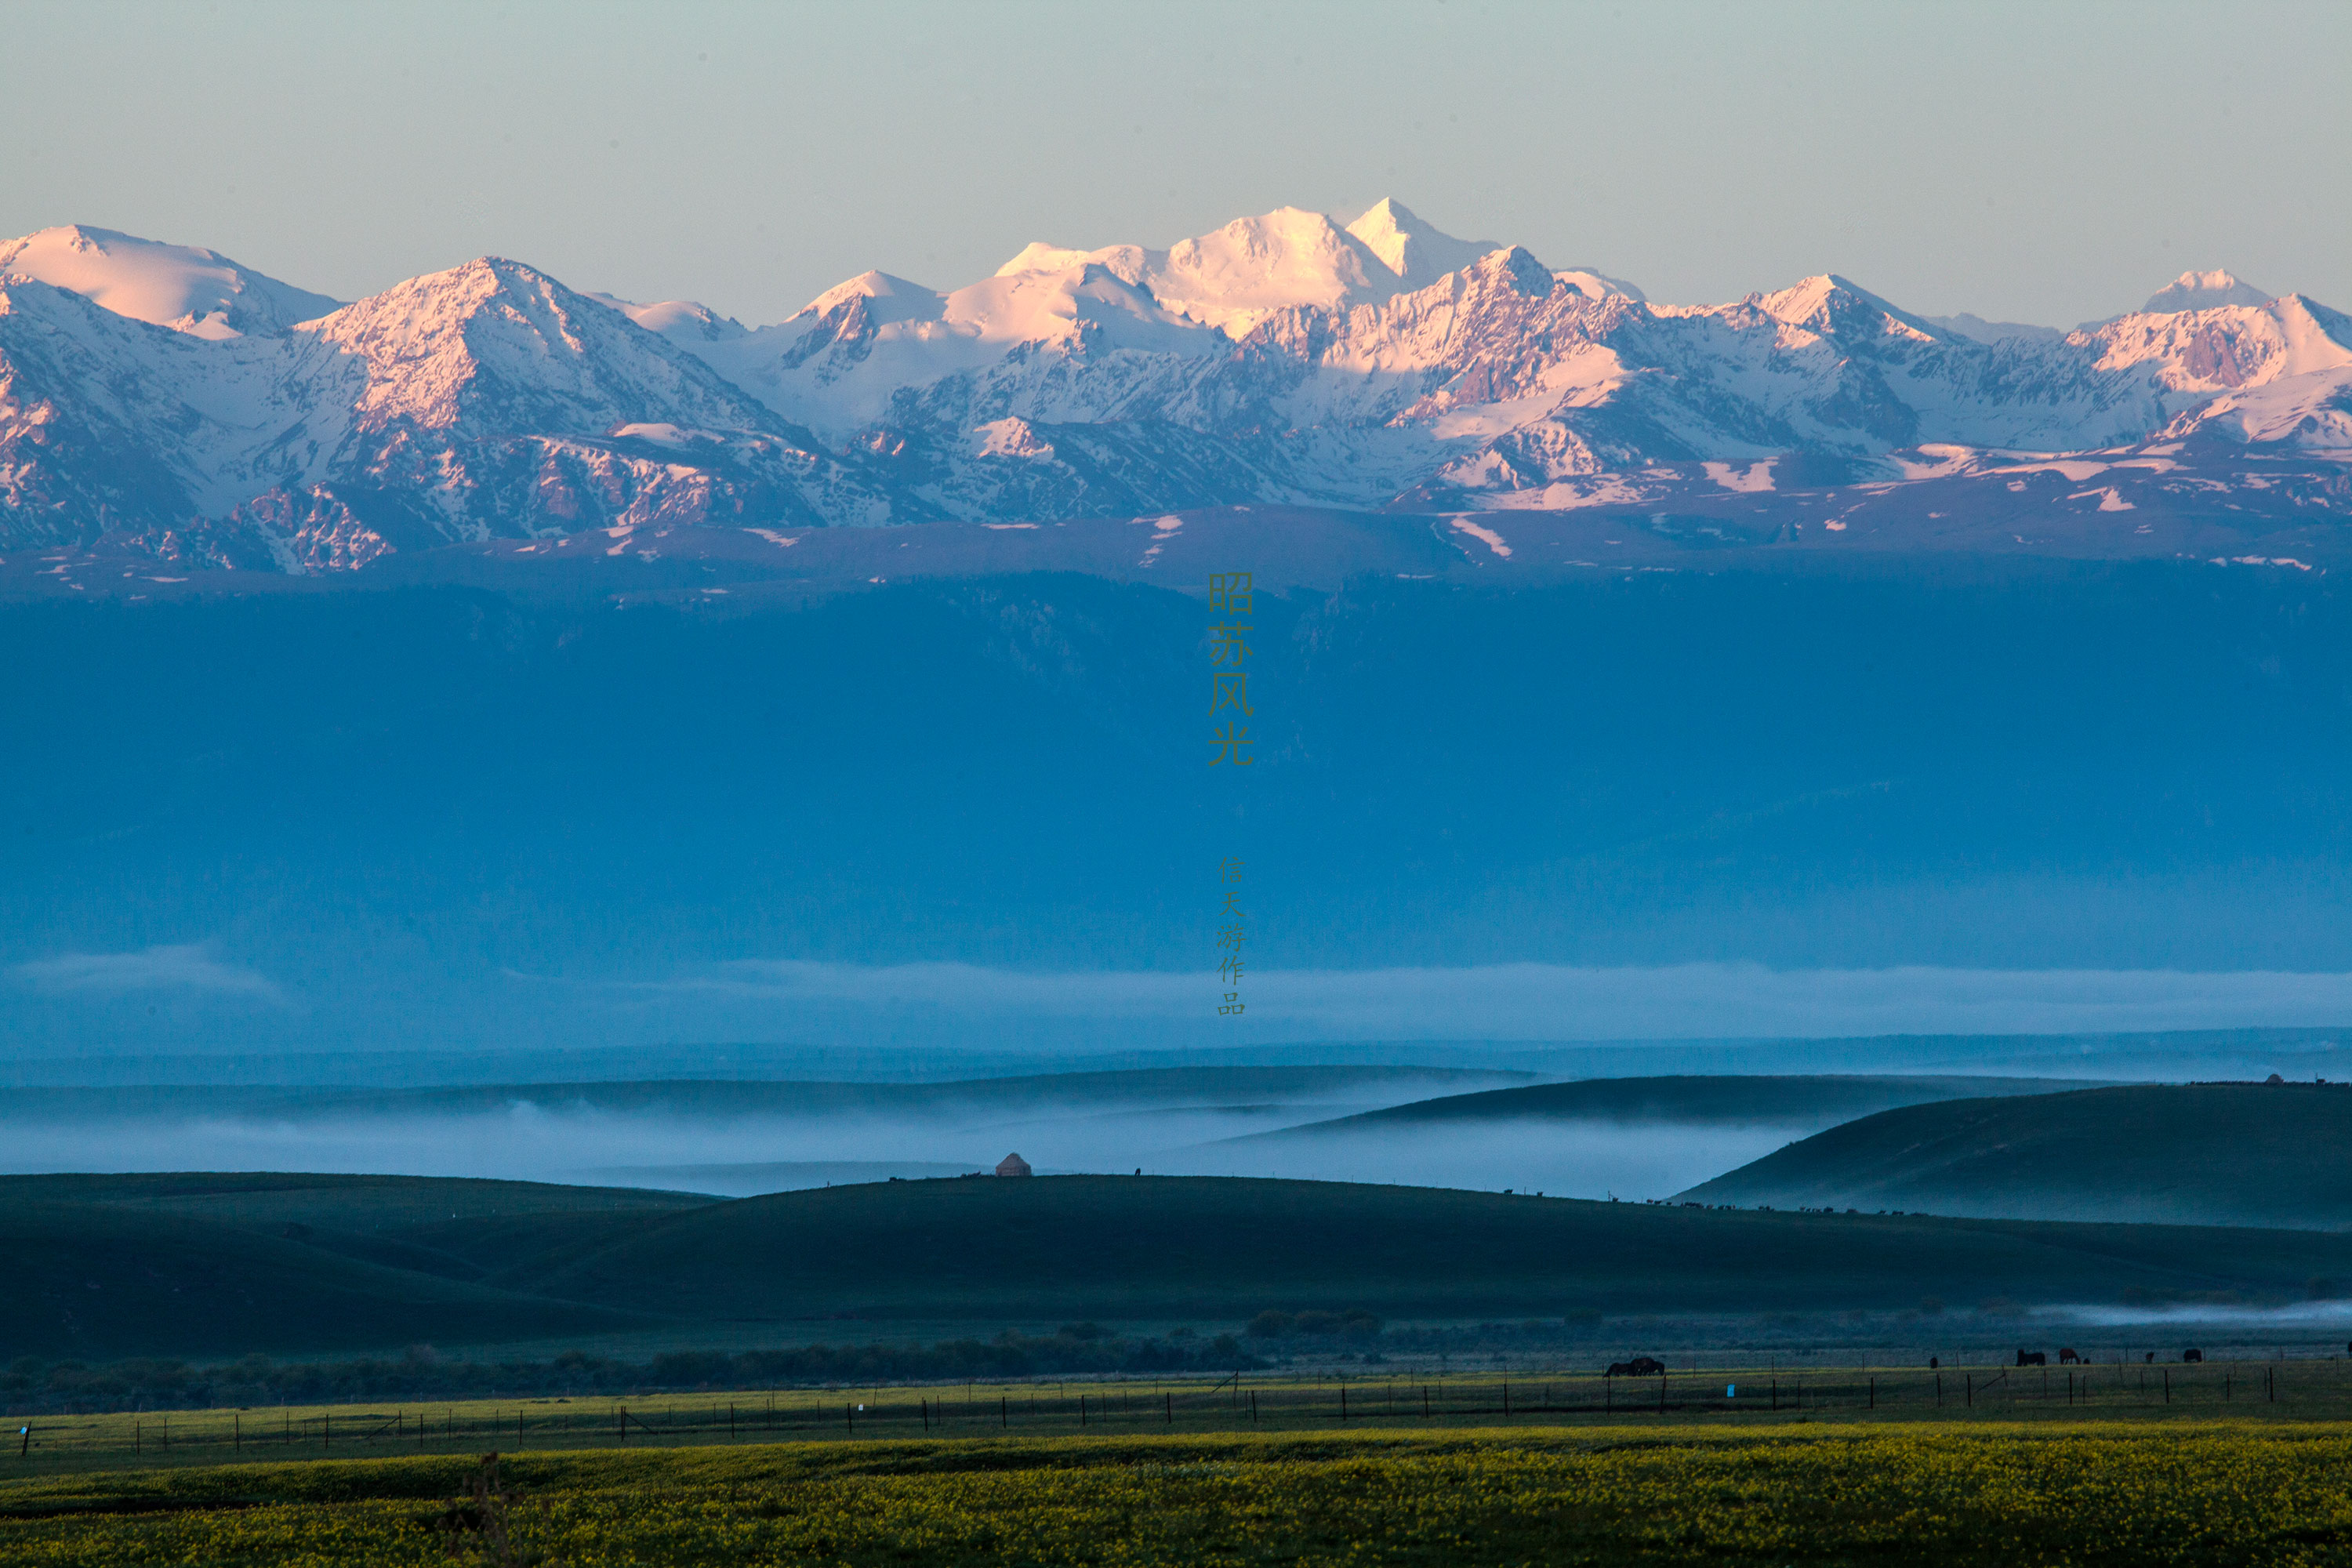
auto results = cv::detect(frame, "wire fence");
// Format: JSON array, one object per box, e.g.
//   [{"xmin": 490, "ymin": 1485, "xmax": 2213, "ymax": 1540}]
[{"xmin": 6, "ymin": 1356, "xmax": 2339, "ymax": 1472}]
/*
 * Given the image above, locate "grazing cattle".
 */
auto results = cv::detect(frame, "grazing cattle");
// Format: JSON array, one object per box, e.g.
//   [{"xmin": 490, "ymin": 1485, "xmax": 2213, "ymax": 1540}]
[
  {"xmin": 2183, "ymin": 1348, "xmax": 2204, "ymax": 1363},
  {"xmin": 1606, "ymin": 1357, "xmax": 1668, "ymax": 1377},
  {"xmin": 2059, "ymin": 1348, "xmax": 2083, "ymax": 1364},
  {"xmin": 2016, "ymin": 1349, "xmax": 2048, "ymax": 1367}
]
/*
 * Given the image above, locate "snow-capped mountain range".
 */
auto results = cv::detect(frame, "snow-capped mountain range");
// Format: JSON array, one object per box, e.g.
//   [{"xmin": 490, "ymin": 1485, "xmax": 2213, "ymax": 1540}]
[{"xmin": 2, "ymin": 206, "xmax": 2347, "ymax": 572}]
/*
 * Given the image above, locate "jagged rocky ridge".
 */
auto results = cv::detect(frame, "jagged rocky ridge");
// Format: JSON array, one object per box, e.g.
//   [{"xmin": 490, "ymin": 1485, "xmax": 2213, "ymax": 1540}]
[{"xmin": 2, "ymin": 209, "xmax": 2347, "ymax": 570}]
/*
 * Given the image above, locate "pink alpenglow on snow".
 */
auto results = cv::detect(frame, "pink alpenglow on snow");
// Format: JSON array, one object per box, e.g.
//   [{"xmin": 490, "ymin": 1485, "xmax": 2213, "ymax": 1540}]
[{"xmin": 2, "ymin": 200, "xmax": 2348, "ymax": 569}]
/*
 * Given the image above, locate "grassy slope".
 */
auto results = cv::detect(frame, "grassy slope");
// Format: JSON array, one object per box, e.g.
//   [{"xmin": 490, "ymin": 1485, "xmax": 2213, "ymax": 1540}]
[
  {"xmin": 0, "ymin": 1201, "xmax": 654, "ymax": 1359},
  {"xmin": 492, "ymin": 1174, "xmax": 2352, "ymax": 1321},
  {"xmin": 0, "ymin": 1172, "xmax": 718, "ymax": 1282},
  {"xmin": 1229, "ymin": 1074, "xmax": 2094, "ymax": 1142},
  {"xmin": 21, "ymin": 1165, "xmax": 2352, "ymax": 1359},
  {"xmin": 0, "ymin": 1171, "xmax": 714, "ymax": 1226},
  {"xmin": 1677, "ymin": 1083, "xmax": 2352, "ymax": 1229}
]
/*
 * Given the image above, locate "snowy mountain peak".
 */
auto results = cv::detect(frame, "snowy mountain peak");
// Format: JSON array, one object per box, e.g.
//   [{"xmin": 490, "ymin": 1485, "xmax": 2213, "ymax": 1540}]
[
  {"xmin": 997, "ymin": 243, "xmax": 1113, "ymax": 279},
  {"xmin": 794, "ymin": 269, "xmax": 946, "ymax": 328},
  {"xmin": 1920, "ymin": 311, "xmax": 2065, "ymax": 344},
  {"xmin": 0, "ymin": 223, "xmax": 341, "ymax": 339},
  {"xmin": 1468, "ymin": 245, "xmax": 1562, "ymax": 300},
  {"xmin": 989, "ymin": 207, "xmax": 1393, "ymax": 336},
  {"xmin": 1152, "ymin": 206, "xmax": 1386, "ymax": 331},
  {"xmin": 303, "ymin": 256, "xmax": 782, "ymax": 441},
  {"xmin": 1751, "ymin": 274, "xmax": 1942, "ymax": 343},
  {"xmin": 971, "ymin": 203, "xmax": 1530, "ymax": 339},
  {"xmin": 589, "ymin": 292, "xmax": 747, "ymax": 345},
  {"xmin": 5, "ymin": 205, "xmax": 2350, "ymax": 574},
  {"xmin": 947, "ymin": 260, "xmax": 1203, "ymax": 349},
  {"xmin": 2143, "ymin": 270, "xmax": 2272, "ymax": 313},
  {"xmin": 1555, "ymin": 268, "xmax": 1646, "ymax": 303},
  {"xmin": 2269, "ymin": 294, "xmax": 2352, "ymax": 376},
  {"xmin": 1345, "ymin": 198, "xmax": 1501, "ymax": 287}
]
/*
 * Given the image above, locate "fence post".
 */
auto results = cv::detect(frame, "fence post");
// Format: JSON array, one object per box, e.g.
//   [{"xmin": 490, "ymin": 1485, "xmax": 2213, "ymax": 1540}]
[
  {"xmin": 1163, "ymin": 1392, "xmax": 1171, "ymax": 1425},
  {"xmin": 1340, "ymin": 1386, "xmax": 1348, "ymax": 1421},
  {"xmin": 1658, "ymin": 1375, "xmax": 1666, "ymax": 1414},
  {"xmin": 1080, "ymin": 1396, "xmax": 1087, "ymax": 1428},
  {"xmin": 1965, "ymin": 1374, "xmax": 1972, "ymax": 1408},
  {"xmin": 1869, "ymin": 1377, "xmax": 1875, "ymax": 1410},
  {"xmin": 2164, "ymin": 1370, "xmax": 2170, "ymax": 1404}
]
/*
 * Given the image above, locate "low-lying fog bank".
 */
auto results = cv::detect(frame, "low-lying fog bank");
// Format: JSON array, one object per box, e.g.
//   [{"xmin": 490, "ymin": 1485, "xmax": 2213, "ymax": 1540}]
[
  {"xmin": 8, "ymin": 1060, "xmax": 2331, "ymax": 1208},
  {"xmin": 0, "ymin": 1102, "xmax": 1813, "ymax": 1200},
  {"xmin": 1156, "ymin": 1120, "xmax": 1813, "ymax": 1200}
]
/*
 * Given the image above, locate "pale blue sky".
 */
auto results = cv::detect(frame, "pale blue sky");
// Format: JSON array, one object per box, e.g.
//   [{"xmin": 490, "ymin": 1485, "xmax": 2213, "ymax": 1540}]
[{"xmin": 4, "ymin": 0, "xmax": 2345, "ymax": 328}]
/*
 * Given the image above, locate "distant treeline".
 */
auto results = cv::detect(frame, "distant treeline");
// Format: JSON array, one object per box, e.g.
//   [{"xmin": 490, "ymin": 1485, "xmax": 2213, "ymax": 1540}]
[
  {"xmin": 0, "ymin": 1326, "xmax": 1271, "ymax": 1415},
  {"xmin": 0, "ymin": 1312, "xmax": 1674, "ymax": 1415}
]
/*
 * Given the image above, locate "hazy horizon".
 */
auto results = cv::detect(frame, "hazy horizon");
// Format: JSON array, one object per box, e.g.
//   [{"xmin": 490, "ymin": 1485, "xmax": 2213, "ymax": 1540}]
[{"xmin": 4, "ymin": 1, "xmax": 2347, "ymax": 326}]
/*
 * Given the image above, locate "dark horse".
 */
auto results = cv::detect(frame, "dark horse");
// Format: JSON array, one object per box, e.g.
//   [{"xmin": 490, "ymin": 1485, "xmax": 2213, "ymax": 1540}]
[
  {"xmin": 1606, "ymin": 1357, "xmax": 1667, "ymax": 1377},
  {"xmin": 2016, "ymin": 1349, "xmax": 2048, "ymax": 1367}
]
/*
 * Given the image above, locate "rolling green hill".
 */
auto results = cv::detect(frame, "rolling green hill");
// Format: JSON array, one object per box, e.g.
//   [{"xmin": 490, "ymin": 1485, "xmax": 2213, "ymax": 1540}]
[
  {"xmin": 0, "ymin": 1171, "xmax": 714, "ymax": 1226},
  {"xmin": 492, "ymin": 1174, "xmax": 2352, "ymax": 1323},
  {"xmin": 0, "ymin": 1200, "xmax": 653, "ymax": 1359},
  {"xmin": 1218, "ymin": 1074, "xmax": 2089, "ymax": 1145},
  {"xmin": 1678, "ymin": 1083, "xmax": 2352, "ymax": 1229},
  {"xmin": 16, "ymin": 1168, "xmax": 2352, "ymax": 1360},
  {"xmin": 0, "ymin": 1172, "xmax": 718, "ymax": 1298}
]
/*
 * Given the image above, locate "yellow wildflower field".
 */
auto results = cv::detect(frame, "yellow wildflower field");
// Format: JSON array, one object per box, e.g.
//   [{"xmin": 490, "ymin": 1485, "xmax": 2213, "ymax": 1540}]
[{"xmin": 3, "ymin": 1424, "xmax": 2350, "ymax": 1566}]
